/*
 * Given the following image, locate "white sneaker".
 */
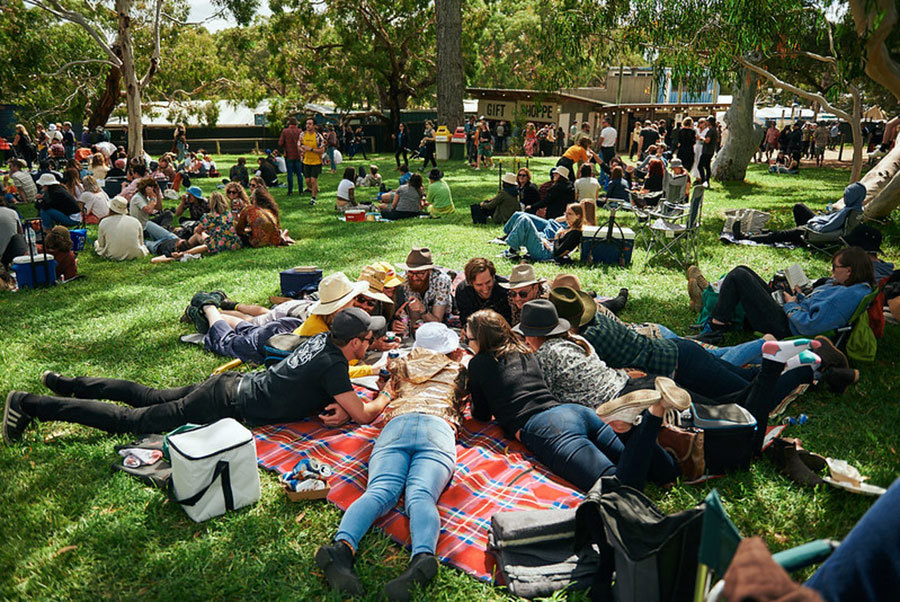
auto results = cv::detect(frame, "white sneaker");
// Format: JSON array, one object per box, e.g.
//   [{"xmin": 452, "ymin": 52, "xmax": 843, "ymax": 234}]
[{"xmin": 596, "ymin": 389, "xmax": 662, "ymax": 426}]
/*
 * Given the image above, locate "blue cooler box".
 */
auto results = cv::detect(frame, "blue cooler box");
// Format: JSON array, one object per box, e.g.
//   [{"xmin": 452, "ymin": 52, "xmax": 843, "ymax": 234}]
[
  {"xmin": 12, "ymin": 255, "xmax": 58, "ymax": 288},
  {"xmin": 280, "ymin": 267, "xmax": 323, "ymax": 298},
  {"xmin": 69, "ymin": 228, "xmax": 88, "ymax": 252},
  {"xmin": 581, "ymin": 225, "xmax": 635, "ymax": 266}
]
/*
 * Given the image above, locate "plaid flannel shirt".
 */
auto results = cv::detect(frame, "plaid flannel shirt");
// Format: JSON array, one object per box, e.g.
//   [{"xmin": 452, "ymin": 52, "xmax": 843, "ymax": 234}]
[{"xmin": 578, "ymin": 312, "xmax": 678, "ymax": 376}]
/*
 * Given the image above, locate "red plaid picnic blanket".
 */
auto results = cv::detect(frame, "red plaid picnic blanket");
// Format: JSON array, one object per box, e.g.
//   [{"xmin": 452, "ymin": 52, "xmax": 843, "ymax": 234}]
[{"xmin": 253, "ymin": 405, "xmax": 583, "ymax": 582}]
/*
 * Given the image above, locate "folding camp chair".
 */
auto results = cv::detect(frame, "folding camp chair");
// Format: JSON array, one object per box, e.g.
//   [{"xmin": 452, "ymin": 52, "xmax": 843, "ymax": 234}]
[
  {"xmin": 801, "ymin": 208, "xmax": 863, "ymax": 254},
  {"xmin": 663, "ymin": 171, "xmax": 689, "ymax": 205},
  {"xmin": 643, "ymin": 185, "xmax": 705, "ymax": 269},
  {"xmin": 694, "ymin": 489, "xmax": 838, "ymax": 602},
  {"xmin": 103, "ymin": 177, "xmax": 124, "ymax": 198}
]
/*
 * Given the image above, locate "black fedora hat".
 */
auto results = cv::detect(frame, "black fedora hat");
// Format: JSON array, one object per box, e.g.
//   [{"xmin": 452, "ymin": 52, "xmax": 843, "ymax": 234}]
[
  {"xmin": 548, "ymin": 286, "xmax": 596, "ymax": 327},
  {"xmin": 512, "ymin": 299, "xmax": 571, "ymax": 337},
  {"xmin": 427, "ymin": 168, "xmax": 443, "ymax": 180}
]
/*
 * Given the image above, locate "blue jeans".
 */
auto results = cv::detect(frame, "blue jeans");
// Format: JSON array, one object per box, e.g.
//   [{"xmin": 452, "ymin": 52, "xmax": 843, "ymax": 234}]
[
  {"xmin": 658, "ymin": 327, "xmax": 765, "ymax": 368},
  {"xmin": 325, "ymin": 148, "xmax": 337, "ymax": 172},
  {"xmin": 143, "ymin": 220, "xmax": 178, "ymax": 254},
  {"xmin": 805, "ymin": 477, "xmax": 900, "ymax": 602},
  {"xmin": 519, "ymin": 404, "xmax": 676, "ymax": 492},
  {"xmin": 285, "ymin": 159, "xmax": 303, "ymax": 195},
  {"xmin": 204, "ymin": 318, "xmax": 301, "ymax": 365},
  {"xmin": 40, "ymin": 209, "xmax": 80, "ymax": 230},
  {"xmin": 335, "ymin": 413, "xmax": 456, "ymax": 556},
  {"xmin": 503, "ymin": 212, "xmax": 562, "ymax": 261}
]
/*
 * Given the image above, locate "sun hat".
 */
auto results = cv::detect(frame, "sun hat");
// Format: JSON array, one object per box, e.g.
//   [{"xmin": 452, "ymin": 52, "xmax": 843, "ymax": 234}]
[
  {"xmin": 549, "ymin": 286, "xmax": 596, "ymax": 327},
  {"xmin": 36, "ymin": 173, "xmax": 59, "ymax": 186},
  {"xmin": 331, "ymin": 307, "xmax": 386, "ymax": 341},
  {"xmin": 108, "ymin": 195, "xmax": 128, "ymax": 215},
  {"xmin": 413, "ymin": 322, "xmax": 459, "ymax": 354},
  {"xmin": 842, "ymin": 224, "xmax": 883, "ymax": 254},
  {"xmin": 186, "ymin": 186, "xmax": 204, "ymax": 199},
  {"xmin": 550, "ymin": 273, "xmax": 582, "ymax": 291},
  {"xmin": 669, "ymin": 158, "xmax": 683, "ymax": 168},
  {"xmin": 8, "ymin": 158, "xmax": 26, "ymax": 169},
  {"xmin": 163, "ymin": 189, "xmax": 180, "ymax": 201},
  {"xmin": 396, "ymin": 247, "xmax": 436, "ymax": 272},
  {"xmin": 357, "ymin": 265, "xmax": 394, "ymax": 304},
  {"xmin": 501, "ymin": 172, "xmax": 517, "ymax": 186},
  {"xmin": 554, "ymin": 165, "xmax": 570, "ymax": 180},
  {"xmin": 427, "ymin": 168, "xmax": 443, "ymax": 180},
  {"xmin": 370, "ymin": 261, "xmax": 405, "ymax": 286},
  {"xmin": 310, "ymin": 272, "xmax": 370, "ymax": 315},
  {"xmin": 499, "ymin": 264, "xmax": 542, "ymax": 289},
  {"xmin": 512, "ymin": 299, "xmax": 571, "ymax": 337}
]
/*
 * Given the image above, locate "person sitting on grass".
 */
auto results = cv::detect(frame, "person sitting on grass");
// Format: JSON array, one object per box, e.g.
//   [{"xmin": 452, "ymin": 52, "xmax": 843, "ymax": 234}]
[
  {"xmin": 694, "ymin": 246, "xmax": 875, "ymax": 344},
  {"xmin": 471, "ymin": 172, "xmax": 519, "ymax": 225},
  {"xmin": 224, "ymin": 181, "xmax": 249, "ymax": 215},
  {"xmin": 174, "ymin": 185, "xmax": 210, "ymax": 222},
  {"xmin": 256, "ymin": 156, "xmax": 279, "ymax": 188},
  {"xmin": 526, "ymin": 166, "xmax": 574, "ymax": 219},
  {"xmin": 502, "ymin": 202, "xmax": 583, "ymax": 262},
  {"xmin": 3, "ymin": 308, "xmax": 389, "ymax": 446},
  {"xmin": 235, "ymin": 185, "xmax": 289, "ymax": 248},
  {"xmin": 397, "ymin": 247, "xmax": 453, "ymax": 326},
  {"xmin": 424, "ymin": 169, "xmax": 454, "ymax": 216},
  {"xmin": 316, "ymin": 322, "xmax": 466, "ymax": 601},
  {"xmin": 90, "ymin": 152, "xmax": 109, "ymax": 180},
  {"xmin": 574, "ymin": 163, "xmax": 601, "ymax": 203},
  {"xmin": 770, "ymin": 150, "xmax": 801, "ymax": 174},
  {"xmin": 335, "ymin": 167, "xmax": 358, "ymax": 211},
  {"xmin": 228, "ymin": 157, "xmax": 249, "ymax": 188},
  {"xmin": 604, "ymin": 165, "xmax": 631, "ymax": 203},
  {"xmin": 161, "ymin": 192, "xmax": 243, "ymax": 259},
  {"xmin": 94, "ymin": 195, "xmax": 148, "ymax": 261},
  {"xmin": 355, "ymin": 164, "xmax": 382, "ymax": 188},
  {"xmin": 2, "ymin": 159, "xmax": 37, "ymax": 204},
  {"xmin": 40, "ymin": 225, "xmax": 77, "ymax": 281},
  {"xmin": 79, "ymin": 175, "xmax": 109, "ymax": 224},
  {"xmin": 36, "ymin": 173, "xmax": 81, "ymax": 229},
  {"xmin": 377, "ymin": 173, "xmax": 424, "ymax": 220}
]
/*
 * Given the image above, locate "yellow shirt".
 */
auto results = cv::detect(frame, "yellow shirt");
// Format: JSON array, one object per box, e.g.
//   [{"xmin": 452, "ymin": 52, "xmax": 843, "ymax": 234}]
[
  {"xmin": 293, "ymin": 314, "xmax": 374, "ymax": 377},
  {"xmin": 302, "ymin": 130, "xmax": 322, "ymax": 165},
  {"xmin": 563, "ymin": 145, "xmax": 590, "ymax": 163}
]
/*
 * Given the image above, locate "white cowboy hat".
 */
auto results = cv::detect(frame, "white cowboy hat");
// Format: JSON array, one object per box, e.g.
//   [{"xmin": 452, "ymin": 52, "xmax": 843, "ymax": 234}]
[
  {"xmin": 36, "ymin": 174, "xmax": 59, "ymax": 186},
  {"xmin": 499, "ymin": 264, "xmax": 542, "ymax": 289},
  {"xmin": 554, "ymin": 165, "xmax": 570, "ymax": 180},
  {"xmin": 310, "ymin": 272, "xmax": 369, "ymax": 315},
  {"xmin": 501, "ymin": 172, "xmax": 517, "ymax": 186}
]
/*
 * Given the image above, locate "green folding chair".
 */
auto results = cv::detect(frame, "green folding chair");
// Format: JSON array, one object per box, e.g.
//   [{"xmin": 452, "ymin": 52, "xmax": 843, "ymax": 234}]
[{"xmin": 693, "ymin": 489, "xmax": 838, "ymax": 602}]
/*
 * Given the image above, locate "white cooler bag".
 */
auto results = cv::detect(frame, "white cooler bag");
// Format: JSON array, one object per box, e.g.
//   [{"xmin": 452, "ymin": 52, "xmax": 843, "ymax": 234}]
[{"xmin": 167, "ymin": 418, "xmax": 261, "ymax": 522}]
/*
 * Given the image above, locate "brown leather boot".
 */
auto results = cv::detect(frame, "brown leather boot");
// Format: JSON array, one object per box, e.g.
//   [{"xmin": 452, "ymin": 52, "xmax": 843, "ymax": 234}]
[{"xmin": 658, "ymin": 425, "xmax": 705, "ymax": 481}]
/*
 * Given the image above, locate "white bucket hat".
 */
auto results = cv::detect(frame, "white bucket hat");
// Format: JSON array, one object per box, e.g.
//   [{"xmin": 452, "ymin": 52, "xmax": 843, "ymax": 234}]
[
  {"xmin": 36, "ymin": 173, "xmax": 59, "ymax": 186},
  {"xmin": 413, "ymin": 322, "xmax": 459, "ymax": 354},
  {"xmin": 310, "ymin": 272, "xmax": 369, "ymax": 315},
  {"xmin": 554, "ymin": 165, "xmax": 570, "ymax": 180}
]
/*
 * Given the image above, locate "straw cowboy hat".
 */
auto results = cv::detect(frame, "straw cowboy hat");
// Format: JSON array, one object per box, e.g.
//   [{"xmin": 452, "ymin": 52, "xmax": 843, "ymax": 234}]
[
  {"xmin": 501, "ymin": 172, "xmax": 517, "ymax": 186},
  {"xmin": 554, "ymin": 165, "xmax": 570, "ymax": 180},
  {"xmin": 357, "ymin": 265, "xmax": 395, "ymax": 304},
  {"xmin": 548, "ymin": 285, "xmax": 596, "ymax": 327},
  {"xmin": 310, "ymin": 272, "xmax": 369, "ymax": 315},
  {"xmin": 499, "ymin": 264, "xmax": 542, "ymax": 289},
  {"xmin": 369, "ymin": 261, "xmax": 405, "ymax": 287},
  {"xmin": 512, "ymin": 299, "xmax": 571, "ymax": 337},
  {"xmin": 396, "ymin": 247, "xmax": 436, "ymax": 272}
]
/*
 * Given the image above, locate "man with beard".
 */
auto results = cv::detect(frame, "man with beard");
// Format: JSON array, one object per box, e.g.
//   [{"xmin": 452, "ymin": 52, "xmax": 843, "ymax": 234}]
[
  {"xmin": 397, "ymin": 247, "xmax": 453, "ymax": 326},
  {"xmin": 501, "ymin": 264, "xmax": 547, "ymax": 326},
  {"xmin": 454, "ymin": 257, "xmax": 512, "ymax": 327}
]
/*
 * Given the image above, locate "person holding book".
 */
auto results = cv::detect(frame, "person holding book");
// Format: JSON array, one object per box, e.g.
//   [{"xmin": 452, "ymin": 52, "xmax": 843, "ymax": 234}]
[{"xmin": 696, "ymin": 246, "xmax": 874, "ymax": 342}]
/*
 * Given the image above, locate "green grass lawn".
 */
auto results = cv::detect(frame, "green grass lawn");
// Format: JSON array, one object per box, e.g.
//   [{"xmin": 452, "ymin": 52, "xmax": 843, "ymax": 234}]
[{"xmin": 2, "ymin": 154, "xmax": 899, "ymax": 600}]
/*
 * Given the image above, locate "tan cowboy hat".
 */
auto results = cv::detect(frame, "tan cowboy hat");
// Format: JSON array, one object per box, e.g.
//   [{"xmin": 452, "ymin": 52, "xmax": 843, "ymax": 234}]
[
  {"xmin": 310, "ymin": 272, "xmax": 370, "ymax": 315},
  {"xmin": 549, "ymin": 285, "xmax": 596, "ymax": 327},
  {"xmin": 550, "ymin": 273, "xmax": 582, "ymax": 291},
  {"xmin": 357, "ymin": 265, "xmax": 394, "ymax": 304},
  {"xmin": 499, "ymin": 264, "xmax": 542, "ymax": 289},
  {"xmin": 501, "ymin": 172, "xmax": 517, "ymax": 186},
  {"xmin": 554, "ymin": 165, "xmax": 570, "ymax": 180},
  {"xmin": 108, "ymin": 195, "xmax": 128, "ymax": 215},
  {"xmin": 370, "ymin": 261, "xmax": 404, "ymax": 286},
  {"xmin": 396, "ymin": 247, "xmax": 435, "ymax": 272}
]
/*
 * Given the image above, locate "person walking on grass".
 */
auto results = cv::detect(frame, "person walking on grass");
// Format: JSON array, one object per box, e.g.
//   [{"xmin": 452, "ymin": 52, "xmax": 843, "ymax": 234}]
[
  {"xmin": 278, "ymin": 117, "xmax": 304, "ymax": 196},
  {"xmin": 300, "ymin": 117, "xmax": 325, "ymax": 206}
]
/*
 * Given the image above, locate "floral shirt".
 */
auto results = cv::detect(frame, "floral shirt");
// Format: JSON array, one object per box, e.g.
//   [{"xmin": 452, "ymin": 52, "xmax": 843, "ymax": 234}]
[
  {"xmin": 200, "ymin": 211, "xmax": 242, "ymax": 253},
  {"xmin": 534, "ymin": 337, "xmax": 629, "ymax": 409},
  {"xmin": 401, "ymin": 270, "xmax": 452, "ymax": 316},
  {"xmin": 235, "ymin": 206, "xmax": 281, "ymax": 248}
]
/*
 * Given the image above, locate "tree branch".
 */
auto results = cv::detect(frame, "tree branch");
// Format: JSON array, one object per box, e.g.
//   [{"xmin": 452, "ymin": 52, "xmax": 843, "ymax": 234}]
[
  {"xmin": 737, "ymin": 57, "xmax": 851, "ymax": 122},
  {"xmin": 160, "ymin": 8, "xmax": 228, "ymax": 26},
  {"xmin": 25, "ymin": 0, "xmax": 121, "ymax": 66},
  {"xmin": 42, "ymin": 59, "xmax": 119, "ymax": 78},
  {"xmin": 140, "ymin": 0, "xmax": 162, "ymax": 88}
]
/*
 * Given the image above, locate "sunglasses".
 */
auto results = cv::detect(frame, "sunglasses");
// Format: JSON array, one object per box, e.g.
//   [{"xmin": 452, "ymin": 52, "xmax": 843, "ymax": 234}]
[
  {"xmin": 356, "ymin": 296, "xmax": 377, "ymax": 307},
  {"xmin": 832, "ymin": 263, "xmax": 848, "ymax": 271},
  {"xmin": 509, "ymin": 289, "xmax": 533, "ymax": 299},
  {"xmin": 226, "ymin": 190, "xmax": 239, "ymax": 195}
]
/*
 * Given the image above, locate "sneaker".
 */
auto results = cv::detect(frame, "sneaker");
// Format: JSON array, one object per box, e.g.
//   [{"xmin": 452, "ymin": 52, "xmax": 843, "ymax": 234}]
[
  {"xmin": 190, "ymin": 292, "xmax": 220, "ymax": 309},
  {"xmin": 814, "ymin": 336, "xmax": 849, "ymax": 372},
  {"xmin": 654, "ymin": 376, "xmax": 692, "ymax": 424},
  {"xmin": 596, "ymin": 389, "xmax": 662, "ymax": 426},
  {"xmin": 315, "ymin": 542, "xmax": 364, "ymax": 597},
  {"xmin": 179, "ymin": 304, "xmax": 193, "ymax": 323},
  {"xmin": 41, "ymin": 370, "xmax": 72, "ymax": 396},
  {"xmin": 3, "ymin": 391, "xmax": 33, "ymax": 444},
  {"xmin": 500, "ymin": 249, "xmax": 520, "ymax": 259},
  {"xmin": 187, "ymin": 306, "xmax": 210, "ymax": 335},
  {"xmin": 823, "ymin": 367, "xmax": 859, "ymax": 395},
  {"xmin": 209, "ymin": 291, "xmax": 237, "ymax": 311},
  {"xmin": 309, "ymin": 198, "xmax": 317, "ymax": 206},
  {"xmin": 384, "ymin": 552, "xmax": 439, "ymax": 602}
]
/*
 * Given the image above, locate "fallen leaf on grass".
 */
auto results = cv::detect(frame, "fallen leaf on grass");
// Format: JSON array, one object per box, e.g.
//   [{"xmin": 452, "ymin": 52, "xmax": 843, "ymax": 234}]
[
  {"xmin": 295, "ymin": 512, "xmax": 306, "ymax": 524},
  {"xmin": 54, "ymin": 545, "xmax": 77, "ymax": 557},
  {"xmin": 771, "ymin": 533, "xmax": 788, "ymax": 545}
]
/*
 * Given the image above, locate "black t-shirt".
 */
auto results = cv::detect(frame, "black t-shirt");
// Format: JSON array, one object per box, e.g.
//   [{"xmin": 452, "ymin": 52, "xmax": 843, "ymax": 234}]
[
  {"xmin": 536, "ymin": 179, "xmax": 575, "ymax": 219},
  {"xmin": 236, "ymin": 332, "xmax": 353, "ymax": 426},
  {"xmin": 640, "ymin": 128, "xmax": 659, "ymax": 150},
  {"xmin": 154, "ymin": 237, "xmax": 179, "ymax": 257},
  {"xmin": 677, "ymin": 128, "xmax": 696, "ymax": 151},
  {"xmin": 519, "ymin": 183, "xmax": 540, "ymax": 207},
  {"xmin": 42, "ymin": 184, "xmax": 80, "ymax": 215},
  {"xmin": 259, "ymin": 161, "xmax": 278, "ymax": 186},
  {"xmin": 105, "ymin": 168, "xmax": 126, "ymax": 179},
  {"xmin": 455, "ymin": 275, "xmax": 512, "ymax": 327},
  {"xmin": 468, "ymin": 351, "xmax": 560, "ymax": 438},
  {"xmin": 553, "ymin": 229, "xmax": 582, "ymax": 259}
]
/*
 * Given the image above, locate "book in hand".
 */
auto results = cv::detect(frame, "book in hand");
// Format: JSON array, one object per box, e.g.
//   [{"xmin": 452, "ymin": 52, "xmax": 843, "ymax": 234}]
[{"xmin": 784, "ymin": 263, "xmax": 812, "ymax": 293}]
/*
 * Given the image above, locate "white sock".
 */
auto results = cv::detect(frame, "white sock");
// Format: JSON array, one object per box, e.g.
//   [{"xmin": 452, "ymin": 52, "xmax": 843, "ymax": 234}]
[
  {"xmin": 783, "ymin": 350, "xmax": 821, "ymax": 373},
  {"xmin": 761, "ymin": 339, "xmax": 821, "ymax": 363}
]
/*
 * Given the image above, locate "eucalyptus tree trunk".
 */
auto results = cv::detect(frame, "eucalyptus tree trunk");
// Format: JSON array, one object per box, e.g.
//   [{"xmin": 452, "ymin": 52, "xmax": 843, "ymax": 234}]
[
  {"xmin": 434, "ymin": 0, "xmax": 464, "ymax": 131},
  {"xmin": 117, "ymin": 0, "xmax": 144, "ymax": 158},
  {"xmin": 861, "ymin": 141, "xmax": 900, "ymax": 218},
  {"xmin": 712, "ymin": 68, "xmax": 760, "ymax": 182}
]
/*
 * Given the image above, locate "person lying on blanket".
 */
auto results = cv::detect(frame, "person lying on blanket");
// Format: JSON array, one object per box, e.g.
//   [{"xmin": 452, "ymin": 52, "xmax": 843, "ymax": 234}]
[
  {"xmin": 316, "ymin": 322, "xmax": 467, "ymax": 600},
  {"xmin": 3, "ymin": 308, "xmax": 392, "ymax": 445}
]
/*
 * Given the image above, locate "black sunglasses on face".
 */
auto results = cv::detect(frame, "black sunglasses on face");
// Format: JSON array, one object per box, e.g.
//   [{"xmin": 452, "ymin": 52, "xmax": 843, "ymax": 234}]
[{"xmin": 509, "ymin": 289, "xmax": 532, "ymax": 298}]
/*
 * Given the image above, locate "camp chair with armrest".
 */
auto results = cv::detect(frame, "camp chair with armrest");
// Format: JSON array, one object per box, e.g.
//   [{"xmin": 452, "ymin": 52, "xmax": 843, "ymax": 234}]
[
  {"xmin": 663, "ymin": 171, "xmax": 689, "ymax": 206},
  {"xmin": 695, "ymin": 489, "xmax": 839, "ymax": 602},
  {"xmin": 800, "ymin": 208, "xmax": 863, "ymax": 254},
  {"xmin": 103, "ymin": 177, "xmax": 124, "ymax": 198},
  {"xmin": 642, "ymin": 184, "xmax": 706, "ymax": 269}
]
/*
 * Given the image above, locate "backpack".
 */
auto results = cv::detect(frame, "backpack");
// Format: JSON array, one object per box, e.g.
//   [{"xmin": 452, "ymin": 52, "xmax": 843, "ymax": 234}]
[{"xmin": 845, "ymin": 311, "xmax": 877, "ymax": 363}]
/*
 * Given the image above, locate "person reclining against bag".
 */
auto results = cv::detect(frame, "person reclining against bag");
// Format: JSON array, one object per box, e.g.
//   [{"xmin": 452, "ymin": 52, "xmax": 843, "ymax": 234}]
[
  {"xmin": 518, "ymin": 299, "xmax": 825, "ymax": 477},
  {"xmin": 377, "ymin": 173, "xmax": 425, "ymax": 220},
  {"xmin": 465, "ymin": 308, "xmax": 684, "ymax": 492},
  {"xmin": 3, "ymin": 308, "xmax": 390, "ymax": 445},
  {"xmin": 548, "ymin": 286, "xmax": 857, "ymax": 437},
  {"xmin": 501, "ymin": 202, "xmax": 583, "ymax": 262},
  {"xmin": 316, "ymin": 322, "xmax": 466, "ymax": 600},
  {"xmin": 471, "ymin": 172, "xmax": 520, "ymax": 225},
  {"xmin": 35, "ymin": 173, "xmax": 81, "ymax": 229},
  {"xmin": 732, "ymin": 182, "xmax": 866, "ymax": 246},
  {"xmin": 696, "ymin": 246, "xmax": 874, "ymax": 345}
]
